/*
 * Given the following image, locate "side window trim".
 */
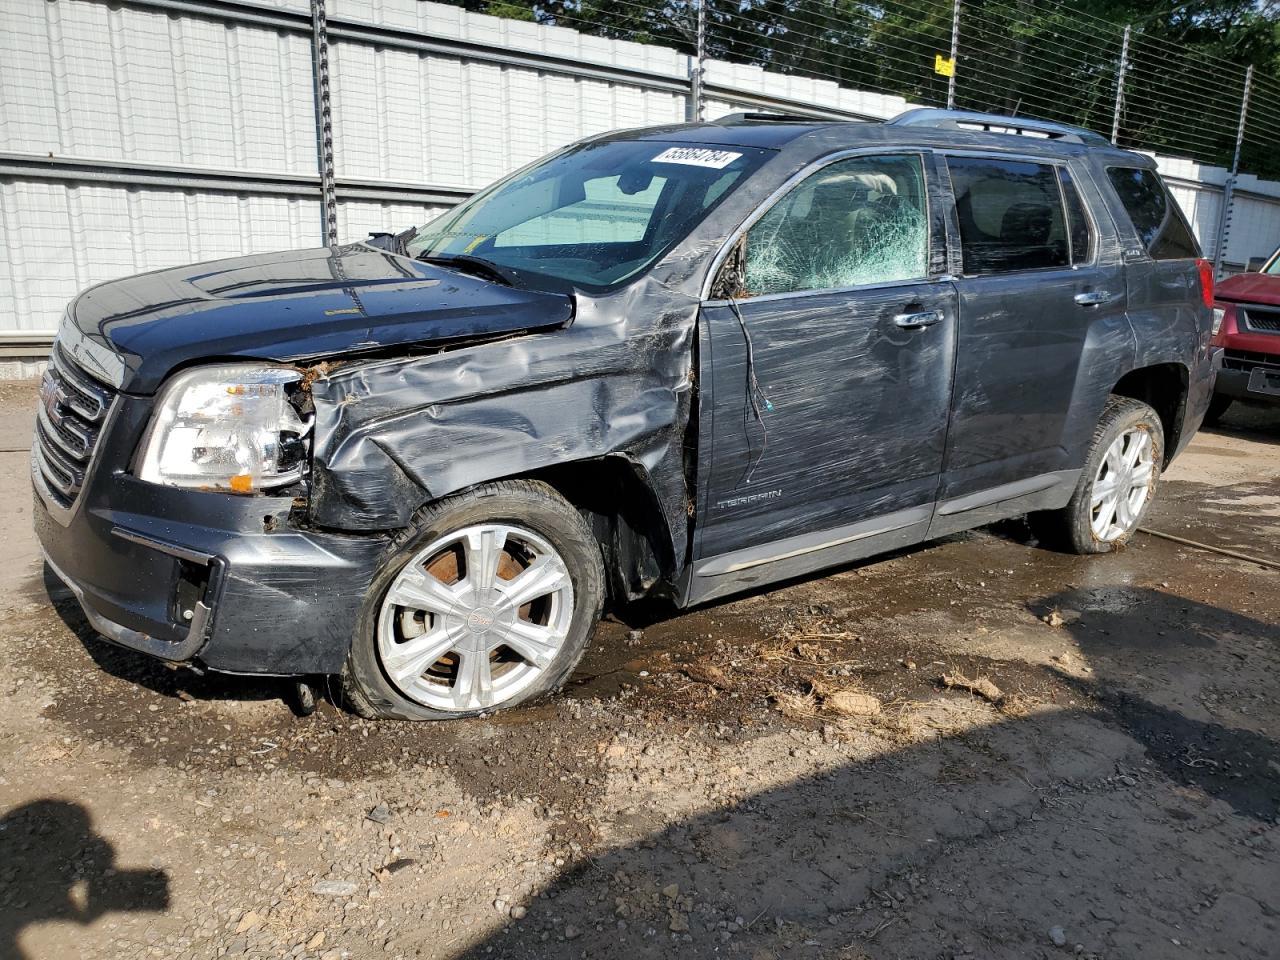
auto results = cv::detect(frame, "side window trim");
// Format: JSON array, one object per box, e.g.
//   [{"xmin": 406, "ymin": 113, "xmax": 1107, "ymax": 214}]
[
  {"xmin": 1057, "ymin": 164, "xmax": 1099, "ymax": 267},
  {"xmin": 941, "ymin": 151, "xmax": 1078, "ymax": 278},
  {"xmin": 701, "ymin": 147, "xmax": 938, "ymax": 303}
]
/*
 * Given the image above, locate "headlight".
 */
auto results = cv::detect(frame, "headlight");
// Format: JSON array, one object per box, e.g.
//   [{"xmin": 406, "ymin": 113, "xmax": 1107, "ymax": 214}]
[
  {"xmin": 1211, "ymin": 307, "xmax": 1225, "ymax": 335},
  {"xmin": 136, "ymin": 364, "xmax": 311, "ymax": 493}
]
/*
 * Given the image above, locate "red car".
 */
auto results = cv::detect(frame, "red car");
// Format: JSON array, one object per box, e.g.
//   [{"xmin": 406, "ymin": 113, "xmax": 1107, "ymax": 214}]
[{"xmin": 1209, "ymin": 245, "xmax": 1280, "ymax": 422}]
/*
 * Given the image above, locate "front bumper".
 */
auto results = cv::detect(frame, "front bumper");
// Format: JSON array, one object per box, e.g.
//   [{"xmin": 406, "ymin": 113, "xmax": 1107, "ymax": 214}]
[
  {"xmin": 1213, "ymin": 352, "xmax": 1280, "ymax": 405},
  {"xmin": 32, "ymin": 393, "xmax": 387, "ymax": 675}
]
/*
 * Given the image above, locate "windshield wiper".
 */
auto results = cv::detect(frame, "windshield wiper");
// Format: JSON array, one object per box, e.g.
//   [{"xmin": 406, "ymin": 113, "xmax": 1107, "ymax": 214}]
[{"xmin": 416, "ymin": 253, "xmax": 520, "ymax": 288}]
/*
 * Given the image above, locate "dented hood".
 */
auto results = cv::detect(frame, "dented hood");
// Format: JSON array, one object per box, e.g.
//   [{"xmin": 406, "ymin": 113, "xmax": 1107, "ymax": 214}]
[{"xmin": 65, "ymin": 243, "xmax": 574, "ymax": 393}]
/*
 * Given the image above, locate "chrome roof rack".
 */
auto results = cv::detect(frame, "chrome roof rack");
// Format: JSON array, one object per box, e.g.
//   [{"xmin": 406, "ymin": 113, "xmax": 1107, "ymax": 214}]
[
  {"xmin": 713, "ymin": 111, "xmax": 842, "ymax": 125},
  {"xmin": 887, "ymin": 108, "xmax": 1111, "ymax": 146}
]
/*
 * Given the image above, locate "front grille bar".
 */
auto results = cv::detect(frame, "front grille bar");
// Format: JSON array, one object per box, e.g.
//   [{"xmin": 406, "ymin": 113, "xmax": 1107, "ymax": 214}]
[
  {"xmin": 34, "ymin": 344, "xmax": 117, "ymax": 508},
  {"xmin": 1241, "ymin": 306, "xmax": 1280, "ymax": 334}
]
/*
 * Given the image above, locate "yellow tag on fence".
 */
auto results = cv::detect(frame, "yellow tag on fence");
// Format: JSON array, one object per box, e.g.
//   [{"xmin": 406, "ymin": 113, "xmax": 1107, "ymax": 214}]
[{"xmin": 934, "ymin": 54, "xmax": 956, "ymax": 77}]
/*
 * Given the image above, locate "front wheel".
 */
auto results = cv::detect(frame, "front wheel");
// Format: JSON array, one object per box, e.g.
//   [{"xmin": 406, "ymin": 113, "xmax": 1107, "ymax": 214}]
[
  {"xmin": 343, "ymin": 480, "xmax": 605, "ymax": 721},
  {"xmin": 1029, "ymin": 396, "xmax": 1164, "ymax": 554}
]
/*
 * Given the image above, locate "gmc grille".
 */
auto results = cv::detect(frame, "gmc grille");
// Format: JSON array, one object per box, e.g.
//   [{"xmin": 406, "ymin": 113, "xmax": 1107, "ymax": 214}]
[
  {"xmin": 35, "ymin": 344, "xmax": 117, "ymax": 507},
  {"xmin": 1241, "ymin": 306, "xmax": 1280, "ymax": 334}
]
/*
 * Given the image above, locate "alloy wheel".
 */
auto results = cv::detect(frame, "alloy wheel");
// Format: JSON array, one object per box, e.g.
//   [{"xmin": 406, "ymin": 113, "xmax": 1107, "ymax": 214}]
[
  {"xmin": 1090, "ymin": 427, "xmax": 1155, "ymax": 542},
  {"xmin": 375, "ymin": 523, "xmax": 575, "ymax": 712}
]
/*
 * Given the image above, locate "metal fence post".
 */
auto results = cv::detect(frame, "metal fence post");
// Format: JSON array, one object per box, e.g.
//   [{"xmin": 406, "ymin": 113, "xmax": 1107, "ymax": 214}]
[
  {"xmin": 1111, "ymin": 25, "xmax": 1130, "ymax": 145},
  {"xmin": 946, "ymin": 0, "xmax": 960, "ymax": 109},
  {"xmin": 690, "ymin": 0, "xmax": 707, "ymax": 122},
  {"xmin": 310, "ymin": 0, "xmax": 338, "ymax": 246},
  {"xmin": 1214, "ymin": 65, "xmax": 1254, "ymax": 277}
]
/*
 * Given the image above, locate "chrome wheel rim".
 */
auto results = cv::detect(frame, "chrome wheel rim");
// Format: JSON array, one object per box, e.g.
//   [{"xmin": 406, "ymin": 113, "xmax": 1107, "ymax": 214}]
[
  {"xmin": 1090, "ymin": 427, "xmax": 1155, "ymax": 542},
  {"xmin": 376, "ymin": 524, "xmax": 574, "ymax": 712}
]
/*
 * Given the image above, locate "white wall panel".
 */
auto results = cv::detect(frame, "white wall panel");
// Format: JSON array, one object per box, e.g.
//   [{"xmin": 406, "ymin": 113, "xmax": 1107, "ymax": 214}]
[
  {"xmin": 329, "ymin": 36, "xmax": 685, "ymax": 190},
  {"xmin": 0, "ymin": 180, "xmax": 321, "ymax": 334},
  {"xmin": 334, "ymin": 200, "xmax": 450, "ymax": 242},
  {"xmin": 0, "ymin": 0, "xmax": 315, "ymax": 174}
]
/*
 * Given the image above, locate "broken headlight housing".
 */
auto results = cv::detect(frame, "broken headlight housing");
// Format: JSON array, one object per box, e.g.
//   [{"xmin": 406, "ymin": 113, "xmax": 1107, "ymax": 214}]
[{"xmin": 136, "ymin": 364, "xmax": 311, "ymax": 493}]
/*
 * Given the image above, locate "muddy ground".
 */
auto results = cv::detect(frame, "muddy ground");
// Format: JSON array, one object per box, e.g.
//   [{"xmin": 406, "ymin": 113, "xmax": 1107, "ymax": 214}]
[{"xmin": 0, "ymin": 378, "xmax": 1276, "ymax": 960}]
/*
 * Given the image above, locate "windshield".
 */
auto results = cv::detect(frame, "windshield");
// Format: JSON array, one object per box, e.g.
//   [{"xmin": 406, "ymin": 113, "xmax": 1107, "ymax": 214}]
[
  {"xmin": 1266, "ymin": 249, "xmax": 1280, "ymax": 274},
  {"xmin": 406, "ymin": 140, "xmax": 772, "ymax": 289}
]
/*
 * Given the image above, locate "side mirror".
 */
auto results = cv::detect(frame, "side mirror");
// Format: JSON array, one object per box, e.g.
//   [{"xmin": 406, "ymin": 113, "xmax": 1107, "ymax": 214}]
[{"xmin": 1247, "ymin": 256, "xmax": 1268, "ymax": 272}]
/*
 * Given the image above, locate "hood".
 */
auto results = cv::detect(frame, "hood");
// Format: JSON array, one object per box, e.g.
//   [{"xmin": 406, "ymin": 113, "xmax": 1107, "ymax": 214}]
[
  {"xmin": 1215, "ymin": 271, "xmax": 1280, "ymax": 306},
  {"xmin": 65, "ymin": 244, "xmax": 574, "ymax": 393}
]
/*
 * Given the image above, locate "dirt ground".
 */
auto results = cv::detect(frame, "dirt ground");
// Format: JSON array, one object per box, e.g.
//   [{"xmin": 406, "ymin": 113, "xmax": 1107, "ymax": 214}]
[{"xmin": 1, "ymin": 378, "xmax": 1276, "ymax": 960}]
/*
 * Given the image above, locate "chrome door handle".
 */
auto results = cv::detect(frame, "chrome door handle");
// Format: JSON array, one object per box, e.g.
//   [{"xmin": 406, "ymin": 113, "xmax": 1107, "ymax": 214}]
[
  {"xmin": 893, "ymin": 310, "xmax": 943, "ymax": 330},
  {"xmin": 1074, "ymin": 290, "xmax": 1116, "ymax": 306}
]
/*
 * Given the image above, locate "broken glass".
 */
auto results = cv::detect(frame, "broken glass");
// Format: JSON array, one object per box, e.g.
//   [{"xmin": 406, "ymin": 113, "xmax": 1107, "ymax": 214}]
[{"xmin": 744, "ymin": 154, "xmax": 929, "ymax": 296}]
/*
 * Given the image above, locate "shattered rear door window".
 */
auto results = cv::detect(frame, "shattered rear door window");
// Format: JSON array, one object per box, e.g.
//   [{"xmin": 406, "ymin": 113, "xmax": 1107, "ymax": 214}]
[{"xmin": 743, "ymin": 154, "xmax": 929, "ymax": 296}]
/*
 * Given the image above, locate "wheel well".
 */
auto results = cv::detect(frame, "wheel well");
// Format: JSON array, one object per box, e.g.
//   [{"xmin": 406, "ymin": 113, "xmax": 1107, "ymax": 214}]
[
  {"xmin": 1111, "ymin": 363, "xmax": 1187, "ymax": 463},
  {"xmin": 525, "ymin": 457, "xmax": 677, "ymax": 605}
]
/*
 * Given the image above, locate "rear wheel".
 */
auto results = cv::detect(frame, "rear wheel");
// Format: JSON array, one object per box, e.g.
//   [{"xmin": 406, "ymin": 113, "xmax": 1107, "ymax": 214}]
[
  {"xmin": 1029, "ymin": 396, "xmax": 1163, "ymax": 554},
  {"xmin": 343, "ymin": 480, "xmax": 605, "ymax": 720}
]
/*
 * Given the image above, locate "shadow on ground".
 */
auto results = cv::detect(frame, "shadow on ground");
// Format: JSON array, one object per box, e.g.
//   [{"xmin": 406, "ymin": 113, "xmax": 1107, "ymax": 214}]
[
  {"xmin": 1204, "ymin": 400, "xmax": 1280, "ymax": 442},
  {"xmin": 450, "ymin": 589, "xmax": 1279, "ymax": 960},
  {"xmin": 0, "ymin": 800, "xmax": 169, "ymax": 960}
]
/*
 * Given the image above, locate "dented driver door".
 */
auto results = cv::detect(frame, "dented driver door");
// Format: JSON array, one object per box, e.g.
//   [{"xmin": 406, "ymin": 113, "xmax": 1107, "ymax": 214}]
[{"xmin": 687, "ymin": 151, "xmax": 957, "ymax": 606}]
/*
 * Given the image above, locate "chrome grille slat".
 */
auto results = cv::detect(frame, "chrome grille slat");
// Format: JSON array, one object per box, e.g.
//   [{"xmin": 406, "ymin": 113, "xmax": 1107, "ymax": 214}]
[
  {"xmin": 34, "ymin": 345, "xmax": 117, "ymax": 508},
  {"xmin": 49, "ymin": 345, "xmax": 112, "ymax": 422},
  {"xmin": 36, "ymin": 398, "xmax": 95, "ymax": 460},
  {"xmin": 33, "ymin": 431, "xmax": 80, "ymax": 498}
]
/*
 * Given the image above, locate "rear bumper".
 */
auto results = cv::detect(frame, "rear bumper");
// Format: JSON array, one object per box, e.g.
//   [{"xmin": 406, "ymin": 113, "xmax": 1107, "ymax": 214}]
[{"xmin": 32, "ymin": 414, "xmax": 386, "ymax": 675}]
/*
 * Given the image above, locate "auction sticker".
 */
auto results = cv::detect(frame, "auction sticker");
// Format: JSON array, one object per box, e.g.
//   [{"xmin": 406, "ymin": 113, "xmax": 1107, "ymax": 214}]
[{"xmin": 651, "ymin": 147, "xmax": 743, "ymax": 169}]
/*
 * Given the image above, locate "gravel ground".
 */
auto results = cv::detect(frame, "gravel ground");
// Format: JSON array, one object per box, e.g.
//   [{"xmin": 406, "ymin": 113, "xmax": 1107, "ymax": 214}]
[{"xmin": 1, "ymin": 378, "xmax": 1277, "ymax": 960}]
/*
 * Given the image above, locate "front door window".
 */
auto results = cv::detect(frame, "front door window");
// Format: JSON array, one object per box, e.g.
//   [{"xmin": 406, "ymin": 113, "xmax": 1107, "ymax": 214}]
[{"xmin": 743, "ymin": 154, "xmax": 930, "ymax": 296}]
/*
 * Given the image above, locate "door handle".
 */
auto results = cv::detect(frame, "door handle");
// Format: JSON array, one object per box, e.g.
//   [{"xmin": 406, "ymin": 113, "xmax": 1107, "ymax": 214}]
[
  {"xmin": 1074, "ymin": 290, "xmax": 1117, "ymax": 306},
  {"xmin": 893, "ymin": 310, "xmax": 943, "ymax": 330}
]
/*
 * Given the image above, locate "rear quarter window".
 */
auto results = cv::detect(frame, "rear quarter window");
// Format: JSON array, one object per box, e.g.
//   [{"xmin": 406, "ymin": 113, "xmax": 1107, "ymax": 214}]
[{"xmin": 1105, "ymin": 167, "xmax": 1200, "ymax": 260}]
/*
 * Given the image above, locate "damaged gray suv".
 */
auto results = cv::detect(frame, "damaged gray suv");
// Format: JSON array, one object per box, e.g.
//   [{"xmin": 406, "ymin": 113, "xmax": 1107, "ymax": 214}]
[{"xmin": 34, "ymin": 109, "xmax": 1220, "ymax": 720}]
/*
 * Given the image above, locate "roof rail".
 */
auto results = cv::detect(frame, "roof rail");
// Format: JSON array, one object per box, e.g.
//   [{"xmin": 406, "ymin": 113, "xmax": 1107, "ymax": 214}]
[
  {"xmin": 713, "ymin": 111, "xmax": 842, "ymax": 125},
  {"xmin": 886, "ymin": 108, "xmax": 1111, "ymax": 146}
]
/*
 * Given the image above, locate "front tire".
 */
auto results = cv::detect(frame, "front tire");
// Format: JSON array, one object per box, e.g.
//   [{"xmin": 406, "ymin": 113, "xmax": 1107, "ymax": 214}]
[
  {"xmin": 343, "ymin": 480, "xmax": 605, "ymax": 721},
  {"xmin": 1029, "ymin": 396, "xmax": 1163, "ymax": 554}
]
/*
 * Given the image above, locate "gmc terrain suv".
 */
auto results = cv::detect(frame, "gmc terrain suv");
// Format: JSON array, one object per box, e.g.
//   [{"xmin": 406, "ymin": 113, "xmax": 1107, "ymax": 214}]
[
  {"xmin": 34, "ymin": 109, "xmax": 1220, "ymax": 720},
  {"xmin": 1208, "ymin": 243, "xmax": 1280, "ymax": 420}
]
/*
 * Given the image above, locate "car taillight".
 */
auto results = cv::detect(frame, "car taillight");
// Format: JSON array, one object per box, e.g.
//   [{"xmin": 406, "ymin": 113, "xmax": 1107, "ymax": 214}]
[{"xmin": 1196, "ymin": 259, "xmax": 1215, "ymax": 308}]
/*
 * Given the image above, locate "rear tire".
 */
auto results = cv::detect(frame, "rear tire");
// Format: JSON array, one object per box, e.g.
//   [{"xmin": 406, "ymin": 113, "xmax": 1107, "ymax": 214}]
[
  {"xmin": 342, "ymin": 480, "xmax": 605, "ymax": 721},
  {"xmin": 1029, "ymin": 396, "xmax": 1163, "ymax": 555},
  {"xmin": 1203, "ymin": 393, "xmax": 1233, "ymax": 426}
]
